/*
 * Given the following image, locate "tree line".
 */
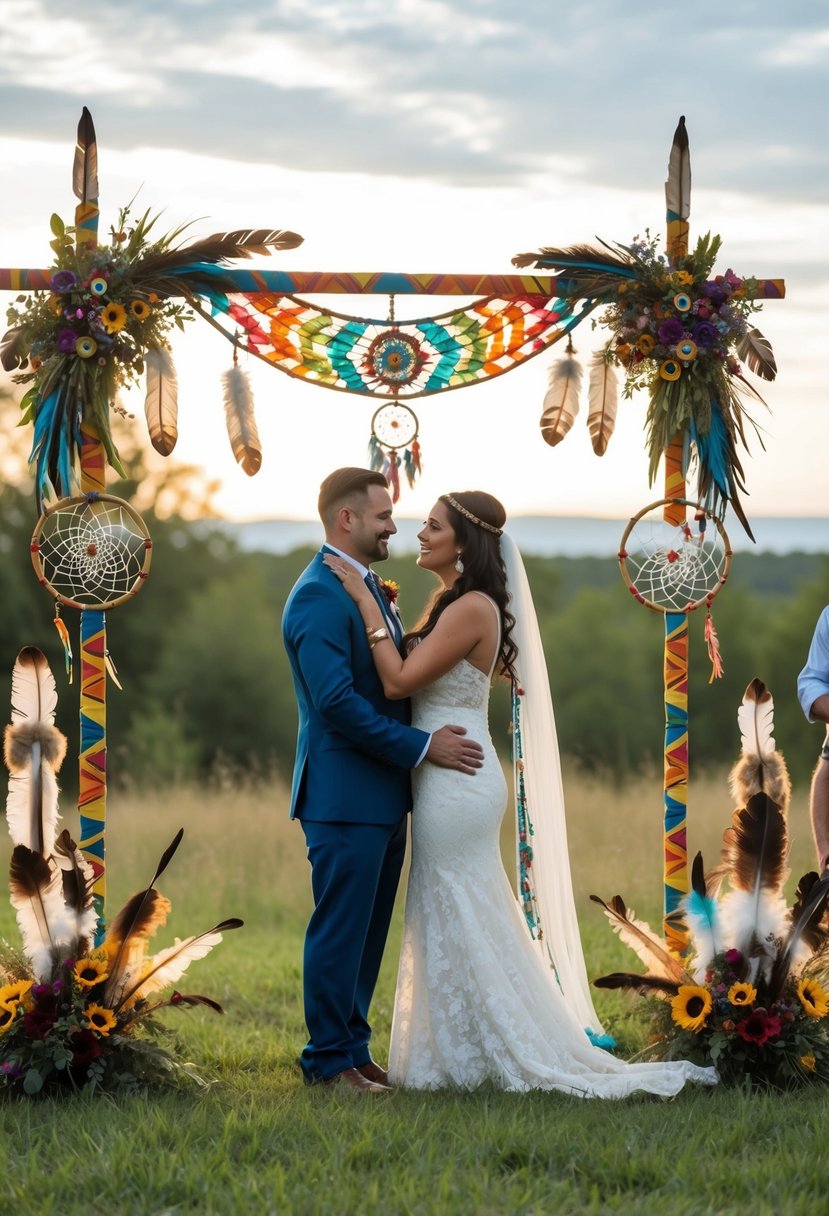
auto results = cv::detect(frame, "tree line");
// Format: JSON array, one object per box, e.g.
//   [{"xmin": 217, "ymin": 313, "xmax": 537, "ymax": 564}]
[{"xmin": 1, "ymin": 470, "xmax": 827, "ymax": 793}]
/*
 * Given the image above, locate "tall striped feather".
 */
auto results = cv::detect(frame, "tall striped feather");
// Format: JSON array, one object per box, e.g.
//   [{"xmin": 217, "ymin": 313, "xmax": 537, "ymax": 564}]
[
  {"xmin": 665, "ymin": 115, "xmax": 691, "ymax": 220},
  {"xmin": 539, "ymin": 351, "xmax": 582, "ymax": 447},
  {"xmin": 144, "ymin": 346, "xmax": 179, "ymax": 456},
  {"xmin": 586, "ymin": 351, "xmax": 619, "ymax": 456}
]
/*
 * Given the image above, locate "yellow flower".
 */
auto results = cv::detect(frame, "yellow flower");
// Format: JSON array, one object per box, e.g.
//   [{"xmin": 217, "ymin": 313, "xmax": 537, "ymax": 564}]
[
  {"xmin": 74, "ymin": 956, "xmax": 109, "ymax": 989},
  {"xmin": 801, "ymin": 1054, "xmax": 817, "ymax": 1073},
  {"xmin": 100, "ymin": 302, "xmax": 127, "ymax": 333},
  {"xmin": 659, "ymin": 359, "xmax": 681, "ymax": 382},
  {"xmin": 674, "ymin": 270, "xmax": 694, "ymax": 286},
  {"xmin": 86, "ymin": 1004, "xmax": 118, "ymax": 1036},
  {"xmin": 0, "ymin": 979, "xmax": 32, "ymax": 1006},
  {"xmin": 670, "ymin": 985, "xmax": 713, "ymax": 1033},
  {"xmin": 797, "ymin": 977, "xmax": 829, "ymax": 1019},
  {"xmin": 0, "ymin": 1004, "xmax": 19, "ymax": 1034},
  {"xmin": 637, "ymin": 334, "xmax": 655, "ymax": 355},
  {"xmin": 728, "ymin": 982, "xmax": 756, "ymax": 1007},
  {"xmin": 615, "ymin": 342, "xmax": 633, "ymax": 363},
  {"xmin": 130, "ymin": 299, "xmax": 152, "ymax": 321}
]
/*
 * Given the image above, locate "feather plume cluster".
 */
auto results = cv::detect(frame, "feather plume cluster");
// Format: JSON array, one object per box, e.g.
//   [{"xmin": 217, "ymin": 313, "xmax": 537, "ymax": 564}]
[
  {"xmin": 592, "ymin": 678, "xmax": 829, "ymax": 1087},
  {"xmin": 539, "ymin": 344, "xmax": 619, "ymax": 456},
  {"xmin": 0, "ymin": 647, "xmax": 243, "ymax": 1095}
]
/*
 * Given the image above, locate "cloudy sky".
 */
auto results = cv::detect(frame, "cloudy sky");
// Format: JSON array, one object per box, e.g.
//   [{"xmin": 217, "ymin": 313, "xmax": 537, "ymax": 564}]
[{"xmin": 1, "ymin": 0, "xmax": 827, "ymax": 526}]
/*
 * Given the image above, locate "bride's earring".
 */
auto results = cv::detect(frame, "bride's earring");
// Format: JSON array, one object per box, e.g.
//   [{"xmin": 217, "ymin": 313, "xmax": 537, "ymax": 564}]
[{"xmin": 454, "ymin": 552, "xmax": 464, "ymax": 574}]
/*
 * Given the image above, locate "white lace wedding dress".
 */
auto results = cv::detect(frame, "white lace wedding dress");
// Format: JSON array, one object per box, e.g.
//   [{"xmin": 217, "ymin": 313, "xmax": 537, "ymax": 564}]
[{"xmin": 388, "ymin": 630, "xmax": 717, "ymax": 1097}]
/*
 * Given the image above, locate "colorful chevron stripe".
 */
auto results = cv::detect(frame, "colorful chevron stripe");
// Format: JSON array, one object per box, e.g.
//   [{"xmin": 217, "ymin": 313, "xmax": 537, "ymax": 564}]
[
  {"xmin": 218, "ymin": 293, "xmax": 591, "ymax": 398},
  {"xmin": 78, "ymin": 608, "xmax": 106, "ymax": 942},
  {"xmin": 663, "ymin": 611, "xmax": 689, "ymax": 952}
]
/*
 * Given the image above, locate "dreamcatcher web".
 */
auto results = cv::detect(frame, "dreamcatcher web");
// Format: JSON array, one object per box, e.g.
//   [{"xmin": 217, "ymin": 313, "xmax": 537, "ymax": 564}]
[
  {"xmin": 619, "ymin": 503, "xmax": 731, "ymax": 613},
  {"xmin": 32, "ymin": 495, "xmax": 152, "ymax": 610}
]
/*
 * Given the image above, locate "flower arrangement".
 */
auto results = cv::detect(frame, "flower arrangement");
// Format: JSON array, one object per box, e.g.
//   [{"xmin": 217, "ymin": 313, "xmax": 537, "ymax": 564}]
[
  {"xmin": 512, "ymin": 230, "xmax": 778, "ymax": 538},
  {"xmin": 0, "ymin": 646, "xmax": 242, "ymax": 1096},
  {"xmin": 600, "ymin": 232, "xmax": 774, "ymax": 504},
  {"xmin": 1, "ymin": 199, "xmax": 302, "ymax": 508},
  {"xmin": 592, "ymin": 678, "xmax": 829, "ymax": 1090}
]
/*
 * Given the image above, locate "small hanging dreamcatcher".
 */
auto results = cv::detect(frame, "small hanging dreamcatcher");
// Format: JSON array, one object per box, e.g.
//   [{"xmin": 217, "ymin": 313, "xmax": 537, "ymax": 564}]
[
  {"xmin": 30, "ymin": 493, "xmax": 153, "ymax": 683},
  {"xmin": 368, "ymin": 402, "xmax": 422, "ymax": 502},
  {"xmin": 618, "ymin": 499, "xmax": 732, "ymax": 679}
]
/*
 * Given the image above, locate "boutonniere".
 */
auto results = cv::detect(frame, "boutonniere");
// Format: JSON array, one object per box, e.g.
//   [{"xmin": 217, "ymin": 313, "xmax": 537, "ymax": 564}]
[{"xmin": 379, "ymin": 579, "xmax": 400, "ymax": 608}]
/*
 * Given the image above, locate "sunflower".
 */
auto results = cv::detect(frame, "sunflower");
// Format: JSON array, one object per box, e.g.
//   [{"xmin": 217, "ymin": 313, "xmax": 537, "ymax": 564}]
[
  {"xmin": 797, "ymin": 977, "xmax": 829, "ymax": 1019},
  {"xmin": 130, "ymin": 299, "xmax": 152, "ymax": 321},
  {"xmin": 801, "ymin": 1055, "xmax": 817, "ymax": 1073},
  {"xmin": 100, "ymin": 302, "xmax": 127, "ymax": 333},
  {"xmin": 0, "ymin": 1003, "xmax": 19, "ymax": 1034},
  {"xmin": 670, "ymin": 985, "xmax": 712, "ymax": 1033},
  {"xmin": 727, "ymin": 982, "xmax": 756, "ymax": 1007},
  {"xmin": 74, "ymin": 957, "xmax": 109, "ymax": 989},
  {"xmin": 85, "ymin": 1004, "xmax": 118, "ymax": 1036},
  {"xmin": 0, "ymin": 980, "xmax": 32, "ymax": 1006}
]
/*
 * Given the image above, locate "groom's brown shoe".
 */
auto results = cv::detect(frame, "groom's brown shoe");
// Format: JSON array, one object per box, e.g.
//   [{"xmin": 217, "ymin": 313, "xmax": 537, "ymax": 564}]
[
  {"xmin": 356, "ymin": 1060, "xmax": 391, "ymax": 1087},
  {"xmin": 325, "ymin": 1067, "xmax": 391, "ymax": 1094}
]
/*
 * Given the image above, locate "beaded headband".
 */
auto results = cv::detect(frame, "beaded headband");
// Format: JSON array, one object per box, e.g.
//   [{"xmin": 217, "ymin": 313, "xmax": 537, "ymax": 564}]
[{"xmin": 441, "ymin": 494, "xmax": 503, "ymax": 535}]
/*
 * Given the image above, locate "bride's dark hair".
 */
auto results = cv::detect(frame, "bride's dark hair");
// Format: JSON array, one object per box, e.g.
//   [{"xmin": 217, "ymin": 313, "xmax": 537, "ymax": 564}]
[{"xmin": 404, "ymin": 490, "xmax": 518, "ymax": 681}]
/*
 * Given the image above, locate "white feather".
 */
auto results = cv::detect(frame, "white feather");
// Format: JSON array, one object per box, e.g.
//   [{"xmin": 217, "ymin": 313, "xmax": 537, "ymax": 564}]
[
  {"xmin": 222, "ymin": 364, "xmax": 262, "ymax": 476},
  {"xmin": 144, "ymin": 346, "xmax": 179, "ymax": 456},
  {"xmin": 736, "ymin": 679, "xmax": 775, "ymax": 759},
  {"xmin": 10, "ymin": 647, "xmax": 57, "ymax": 726},
  {"xmin": 718, "ymin": 889, "xmax": 788, "ymax": 983},
  {"xmin": 125, "ymin": 930, "xmax": 225, "ymax": 1004},
  {"xmin": 9, "ymin": 859, "xmax": 74, "ymax": 982}
]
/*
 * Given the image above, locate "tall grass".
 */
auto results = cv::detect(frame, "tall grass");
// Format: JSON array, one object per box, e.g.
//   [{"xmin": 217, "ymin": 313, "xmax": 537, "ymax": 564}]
[{"xmin": 1, "ymin": 770, "xmax": 828, "ymax": 1216}]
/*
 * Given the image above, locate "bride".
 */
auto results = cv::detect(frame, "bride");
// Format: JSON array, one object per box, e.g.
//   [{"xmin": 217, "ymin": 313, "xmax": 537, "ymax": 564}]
[{"xmin": 324, "ymin": 490, "xmax": 716, "ymax": 1097}]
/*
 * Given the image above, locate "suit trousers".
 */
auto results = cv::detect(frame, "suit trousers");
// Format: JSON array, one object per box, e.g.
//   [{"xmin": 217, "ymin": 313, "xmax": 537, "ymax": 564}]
[{"xmin": 299, "ymin": 816, "xmax": 408, "ymax": 1081}]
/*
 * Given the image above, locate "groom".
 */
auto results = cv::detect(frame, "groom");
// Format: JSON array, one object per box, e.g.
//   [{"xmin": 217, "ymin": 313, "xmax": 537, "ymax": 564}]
[{"xmin": 282, "ymin": 467, "xmax": 483, "ymax": 1092}]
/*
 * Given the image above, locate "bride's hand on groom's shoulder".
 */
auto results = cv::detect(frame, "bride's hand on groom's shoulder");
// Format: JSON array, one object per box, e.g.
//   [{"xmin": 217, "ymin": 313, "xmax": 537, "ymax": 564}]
[
  {"xmin": 323, "ymin": 555, "xmax": 369, "ymax": 603},
  {"xmin": 426, "ymin": 725, "xmax": 484, "ymax": 775}
]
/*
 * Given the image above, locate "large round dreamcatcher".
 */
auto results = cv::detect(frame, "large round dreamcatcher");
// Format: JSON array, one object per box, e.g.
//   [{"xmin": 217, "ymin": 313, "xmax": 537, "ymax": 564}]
[
  {"xmin": 31, "ymin": 493, "xmax": 153, "ymax": 611},
  {"xmin": 368, "ymin": 402, "xmax": 422, "ymax": 502},
  {"xmin": 619, "ymin": 499, "xmax": 732, "ymax": 678}
]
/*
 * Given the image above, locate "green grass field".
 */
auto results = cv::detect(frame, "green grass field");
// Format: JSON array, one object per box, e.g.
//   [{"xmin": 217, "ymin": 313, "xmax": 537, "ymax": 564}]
[{"xmin": 2, "ymin": 770, "xmax": 829, "ymax": 1216}]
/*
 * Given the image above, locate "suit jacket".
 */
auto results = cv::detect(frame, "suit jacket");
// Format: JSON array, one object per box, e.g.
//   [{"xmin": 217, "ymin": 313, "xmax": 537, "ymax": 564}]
[{"xmin": 282, "ymin": 548, "xmax": 429, "ymax": 824}]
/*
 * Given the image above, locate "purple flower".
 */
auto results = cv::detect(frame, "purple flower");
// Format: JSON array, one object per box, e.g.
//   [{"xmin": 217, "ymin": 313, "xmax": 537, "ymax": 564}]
[
  {"xmin": 725, "ymin": 948, "xmax": 743, "ymax": 965},
  {"xmin": 0, "ymin": 1060, "xmax": 21, "ymax": 1077},
  {"xmin": 657, "ymin": 318, "xmax": 685, "ymax": 345},
  {"xmin": 701, "ymin": 281, "xmax": 728, "ymax": 307},
  {"xmin": 692, "ymin": 321, "xmax": 718, "ymax": 348},
  {"xmin": 50, "ymin": 269, "xmax": 78, "ymax": 293},
  {"xmin": 56, "ymin": 328, "xmax": 78, "ymax": 353}
]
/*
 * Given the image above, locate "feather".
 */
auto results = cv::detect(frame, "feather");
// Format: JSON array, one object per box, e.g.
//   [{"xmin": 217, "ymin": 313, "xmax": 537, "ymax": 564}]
[
  {"xmin": 539, "ymin": 347, "xmax": 582, "ymax": 447},
  {"xmin": 73, "ymin": 106, "xmax": 98, "ymax": 203},
  {"xmin": 53, "ymin": 829, "xmax": 97, "ymax": 954},
  {"xmin": 721, "ymin": 791, "xmax": 788, "ymax": 897},
  {"xmin": 4, "ymin": 650, "xmax": 66, "ymax": 859},
  {"xmin": 9, "ymin": 845, "xmax": 71, "ymax": 981},
  {"xmin": 589, "ymin": 895, "xmax": 686, "ymax": 981},
  {"xmin": 221, "ymin": 364, "xmax": 262, "ymax": 476},
  {"xmin": 718, "ymin": 792, "xmax": 790, "ymax": 981},
  {"xmin": 586, "ymin": 351, "xmax": 619, "ymax": 456},
  {"xmin": 683, "ymin": 853, "xmax": 722, "ymax": 979},
  {"xmin": 728, "ymin": 678, "xmax": 790, "ymax": 811},
  {"xmin": 168, "ymin": 992, "xmax": 225, "ymax": 1014},
  {"xmin": 10, "ymin": 646, "xmax": 57, "ymax": 726},
  {"xmin": 102, "ymin": 829, "xmax": 183, "ymax": 1003},
  {"xmin": 144, "ymin": 346, "xmax": 179, "ymax": 457},
  {"xmin": 511, "ymin": 241, "xmax": 636, "ymax": 279},
  {"xmin": 593, "ymin": 972, "xmax": 681, "ymax": 999},
  {"xmin": 736, "ymin": 327, "xmax": 777, "ymax": 382},
  {"xmin": 665, "ymin": 115, "xmax": 691, "ymax": 221},
  {"xmin": 768, "ymin": 870, "xmax": 829, "ymax": 998},
  {"xmin": 117, "ymin": 918, "xmax": 243, "ymax": 1009},
  {"xmin": 1, "ymin": 325, "xmax": 26, "ymax": 372}
]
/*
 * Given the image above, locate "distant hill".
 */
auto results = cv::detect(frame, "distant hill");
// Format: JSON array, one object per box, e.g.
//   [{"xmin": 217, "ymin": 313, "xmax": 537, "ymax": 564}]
[{"xmin": 215, "ymin": 515, "xmax": 829, "ymax": 558}]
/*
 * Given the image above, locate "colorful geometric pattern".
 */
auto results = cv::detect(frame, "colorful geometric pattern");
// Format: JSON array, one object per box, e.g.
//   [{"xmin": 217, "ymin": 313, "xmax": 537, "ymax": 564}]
[
  {"xmin": 214, "ymin": 292, "xmax": 593, "ymax": 400},
  {"xmin": 663, "ymin": 611, "xmax": 689, "ymax": 952},
  {"xmin": 78, "ymin": 607, "xmax": 106, "ymax": 943}
]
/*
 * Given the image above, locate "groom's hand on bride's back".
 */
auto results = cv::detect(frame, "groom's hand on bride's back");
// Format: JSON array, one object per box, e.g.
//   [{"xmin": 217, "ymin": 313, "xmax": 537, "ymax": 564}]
[{"xmin": 426, "ymin": 725, "xmax": 484, "ymax": 775}]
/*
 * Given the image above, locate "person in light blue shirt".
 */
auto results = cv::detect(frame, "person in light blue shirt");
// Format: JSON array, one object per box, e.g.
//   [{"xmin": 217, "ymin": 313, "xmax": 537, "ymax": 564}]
[{"xmin": 797, "ymin": 606, "xmax": 829, "ymax": 871}]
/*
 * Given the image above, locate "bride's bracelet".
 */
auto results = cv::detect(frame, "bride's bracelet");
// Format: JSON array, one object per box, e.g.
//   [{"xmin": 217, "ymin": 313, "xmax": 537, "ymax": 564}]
[{"xmin": 366, "ymin": 626, "xmax": 389, "ymax": 649}]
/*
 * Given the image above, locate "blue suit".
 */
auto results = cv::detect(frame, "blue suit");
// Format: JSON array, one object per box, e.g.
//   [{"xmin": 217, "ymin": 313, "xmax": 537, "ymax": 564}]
[{"xmin": 282, "ymin": 548, "xmax": 429, "ymax": 1080}]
